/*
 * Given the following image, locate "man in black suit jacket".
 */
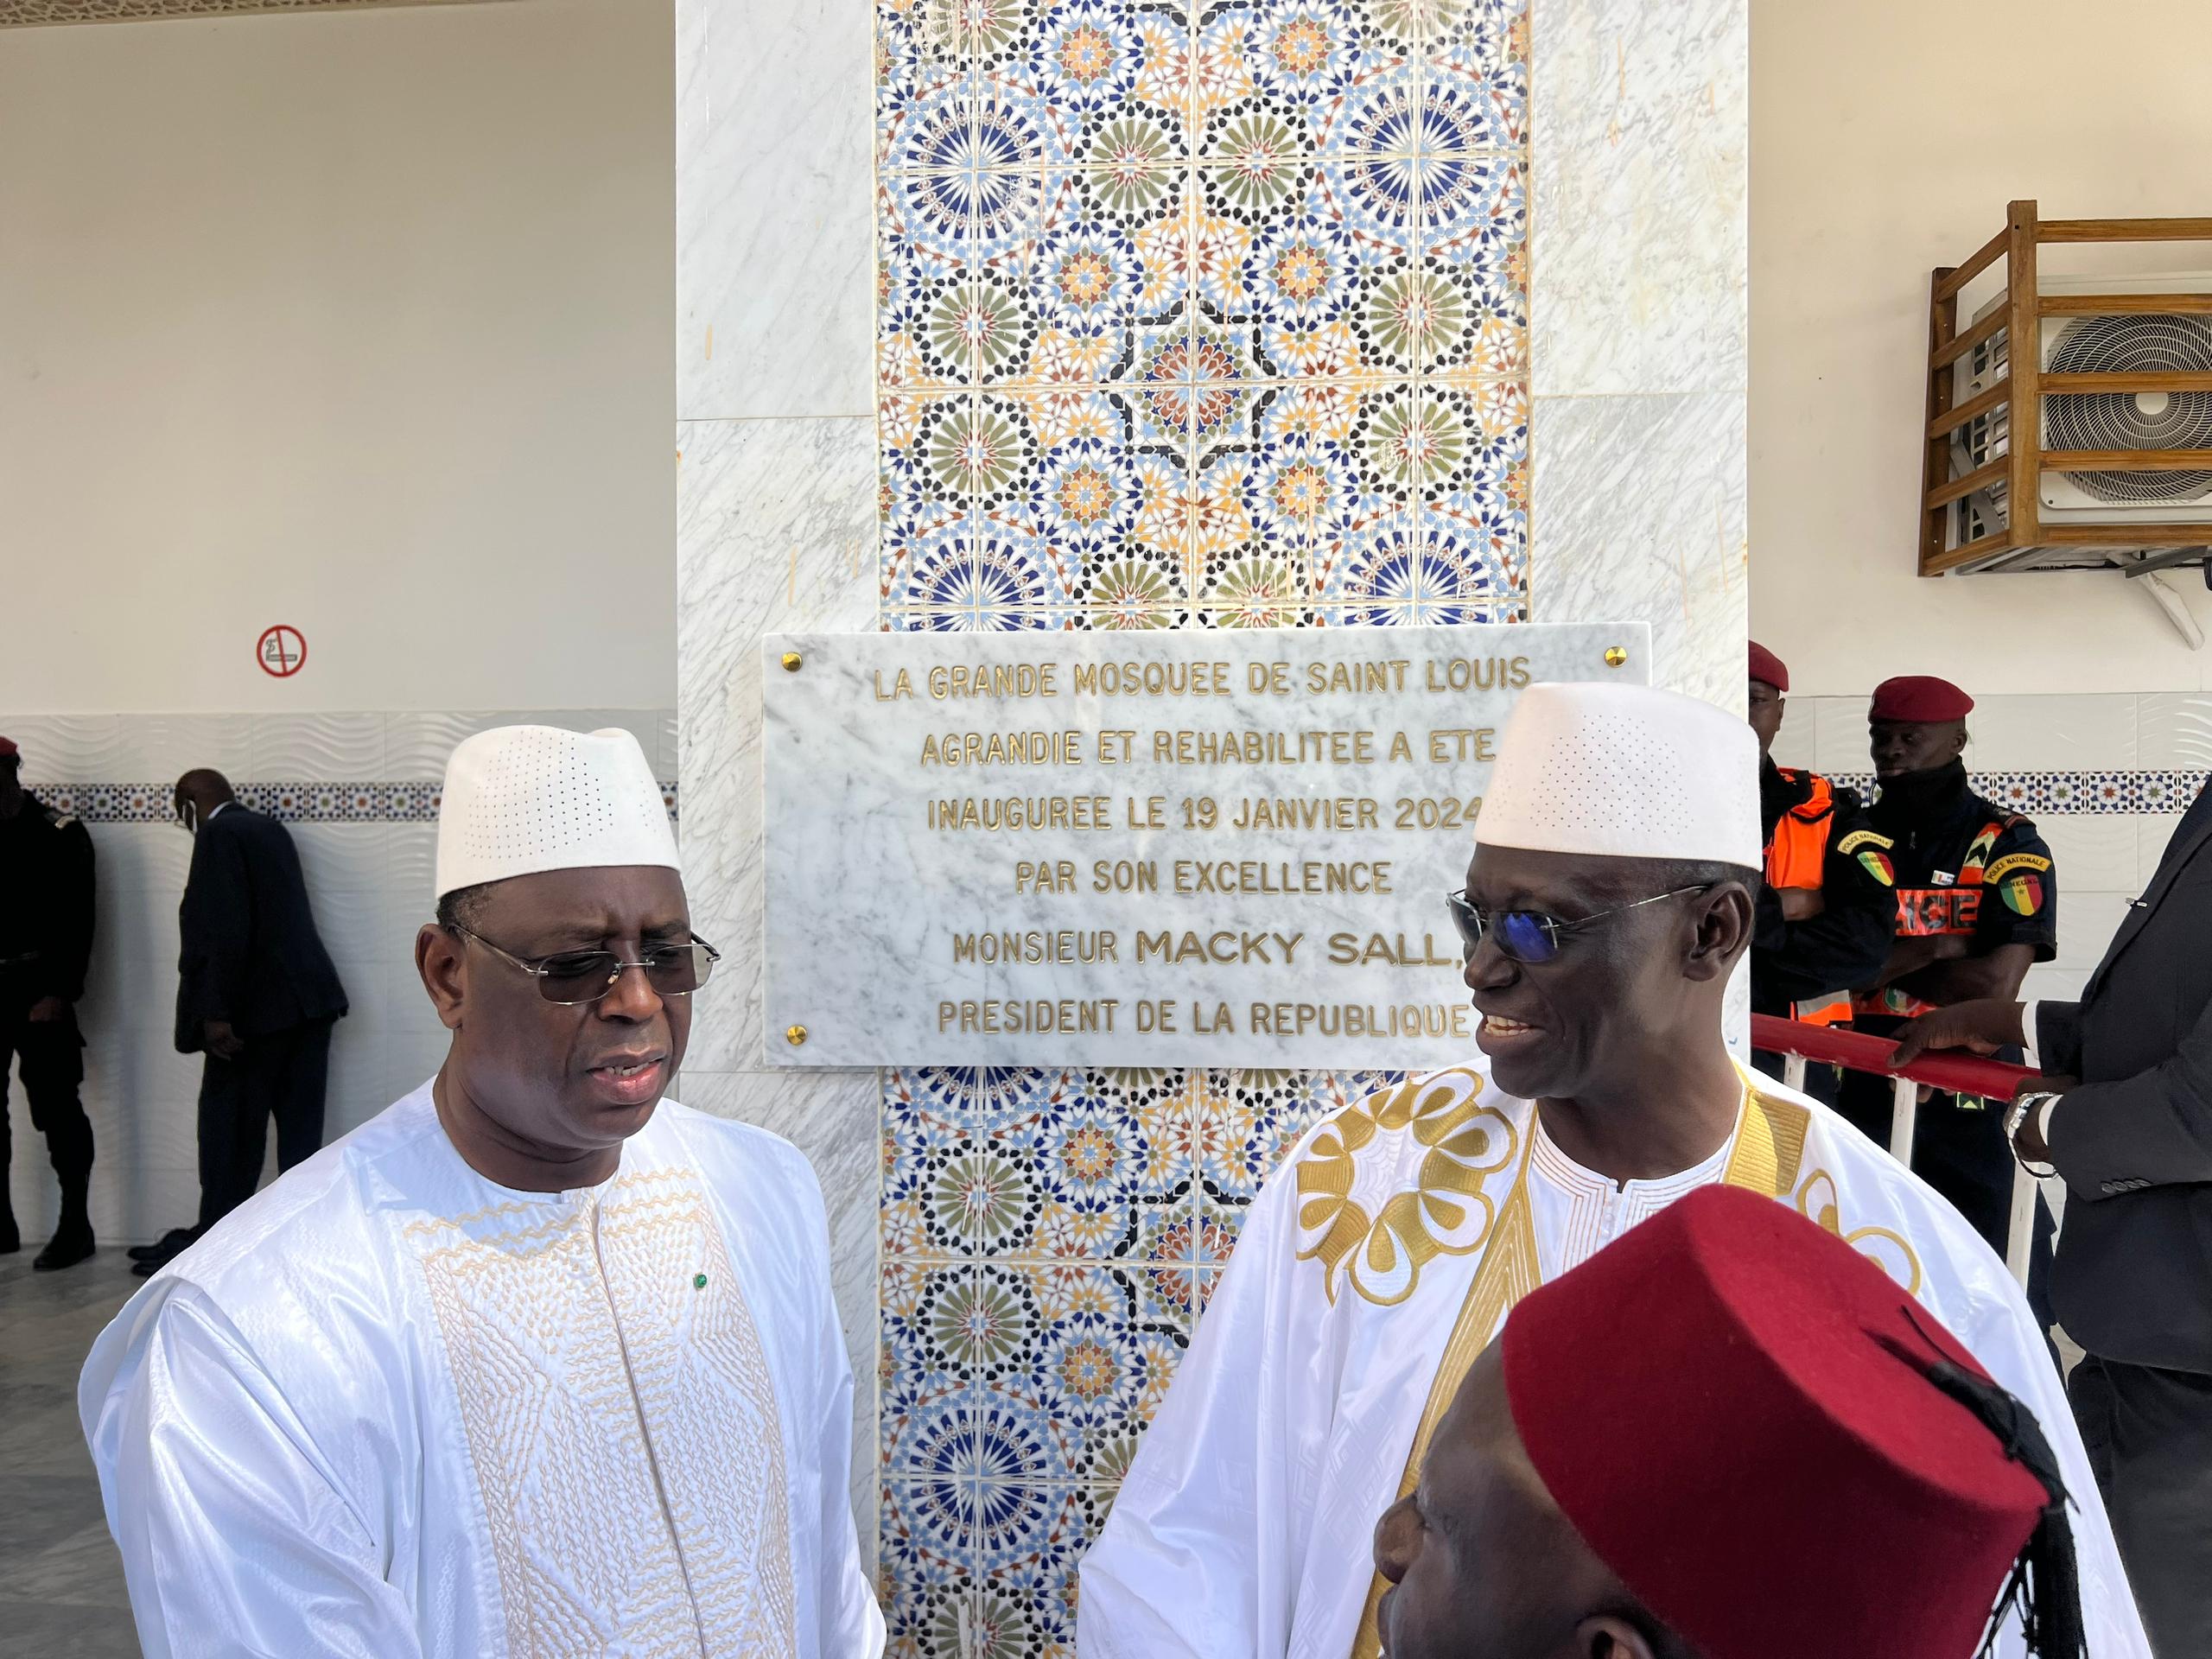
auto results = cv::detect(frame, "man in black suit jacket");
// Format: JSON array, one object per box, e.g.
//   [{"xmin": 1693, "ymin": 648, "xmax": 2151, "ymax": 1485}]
[
  {"xmin": 1896, "ymin": 778, "xmax": 2212, "ymax": 1654},
  {"xmin": 134, "ymin": 770, "xmax": 347, "ymax": 1276}
]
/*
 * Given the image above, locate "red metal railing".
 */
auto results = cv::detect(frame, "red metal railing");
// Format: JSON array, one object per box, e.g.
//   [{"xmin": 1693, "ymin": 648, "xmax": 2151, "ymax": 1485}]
[{"xmin": 1751, "ymin": 1014, "xmax": 2043, "ymax": 1285}]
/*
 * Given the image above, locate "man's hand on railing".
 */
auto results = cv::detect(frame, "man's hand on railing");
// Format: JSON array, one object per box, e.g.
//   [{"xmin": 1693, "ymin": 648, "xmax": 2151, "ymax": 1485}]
[{"xmin": 1887, "ymin": 997, "xmax": 2030, "ymax": 1067}]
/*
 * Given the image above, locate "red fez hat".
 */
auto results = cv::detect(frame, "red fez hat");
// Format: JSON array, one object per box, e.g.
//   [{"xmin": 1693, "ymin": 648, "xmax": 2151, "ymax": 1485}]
[
  {"xmin": 1502, "ymin": 1186, "xmax": 2060, "ymax": 1659},
  {"xmin": 1871, "ymin": 675, "xmax": 1974, "ymax": 723},
  {"xmin": 1746, "ymin": 642, "xmax": 1789, "ymax": 692},
  {"xmin": 0, "ymin": 735, "xmax": 17, "ymax": 760}
]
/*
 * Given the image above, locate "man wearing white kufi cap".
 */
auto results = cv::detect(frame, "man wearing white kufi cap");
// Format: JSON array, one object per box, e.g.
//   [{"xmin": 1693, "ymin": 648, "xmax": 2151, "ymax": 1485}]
[
  {"xmin": 1079, "ymin": 683, "xmax": 2150, "ymax": 1659},
  {"xmin": 80, "ymin": 727, "xmax": 884, "ymax": 1658}
]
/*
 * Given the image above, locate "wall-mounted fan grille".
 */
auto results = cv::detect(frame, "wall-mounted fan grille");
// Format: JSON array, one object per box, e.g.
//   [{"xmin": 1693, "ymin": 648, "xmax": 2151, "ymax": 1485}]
[
  {"xmin": 1920, "ymin": 203, "xmax": 2212, "ymax": 583},
  {"xmin": 2046, "ymin": 315, "xmax": 2212, "ymax": 503}
]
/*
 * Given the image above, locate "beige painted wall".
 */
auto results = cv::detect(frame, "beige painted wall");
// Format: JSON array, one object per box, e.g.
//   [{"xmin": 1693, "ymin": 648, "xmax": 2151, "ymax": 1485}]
[
  {"xmin": 1750, "ymin": 0, "xmax": 2212, "ymax": 696},
  {"xmin": 0, "ymin": 0, "xmax": 675, "ymax": 714}
]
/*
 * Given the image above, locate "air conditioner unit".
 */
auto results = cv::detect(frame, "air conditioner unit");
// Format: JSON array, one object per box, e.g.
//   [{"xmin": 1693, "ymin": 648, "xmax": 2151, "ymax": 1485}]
[{"xmin": 1956, "ymin": 270, "xmax": 2212, "ymax": 525}]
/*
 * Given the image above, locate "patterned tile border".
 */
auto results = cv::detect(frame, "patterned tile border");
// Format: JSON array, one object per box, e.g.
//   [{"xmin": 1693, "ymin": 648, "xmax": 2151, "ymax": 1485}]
[
  {"xmin": 34, "ymin": 781, "xmax": 680, "ymax": 824},
  {"xmin": 1828, "ymin": 771, "xmax": 2209, "ymax": 816},
  {"xmin": 1, "ymin": 0, "xmax": 498, "ymax": 27},
  {"xmin": 35, "ymin": 772, "xmax": 2185, "ymax": 823}
]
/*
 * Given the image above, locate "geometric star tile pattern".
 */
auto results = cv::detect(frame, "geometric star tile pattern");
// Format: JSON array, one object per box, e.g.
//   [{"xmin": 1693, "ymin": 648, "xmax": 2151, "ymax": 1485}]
[
  {"xmin": 878, "ymin": 1066, "xmax": 1402, "ymax": 1654},
  {"xmin": 875, "ymin": 3, "xmax": 1527, "ymax": 1649},
  {"xmin": 876, "ymin": 0, "xmax": 1531, "ymax": 637}
]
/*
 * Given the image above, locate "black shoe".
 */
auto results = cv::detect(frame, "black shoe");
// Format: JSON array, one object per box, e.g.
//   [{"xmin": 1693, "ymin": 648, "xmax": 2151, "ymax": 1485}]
[
  {"xmin": 32, "ymin": 1224, "xmax": 95, "ymax": 1272},
  {"xmin": 0, "ymin": 1213, "xmax": 17, "ymax": 1255},
  {"xmin": 129, "ymin": 1233, "xmax": 196, "ymax": 1278},
  {"xmin": 128, "ymin": 1227, "xmax": 198, "ymax": 1264}
]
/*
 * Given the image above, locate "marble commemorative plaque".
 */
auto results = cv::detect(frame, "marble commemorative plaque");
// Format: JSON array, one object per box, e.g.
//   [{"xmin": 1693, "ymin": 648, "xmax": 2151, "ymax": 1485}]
[{"xmin": 761, "ymin": 623, "xmax": 1651, "ymax": 1066}]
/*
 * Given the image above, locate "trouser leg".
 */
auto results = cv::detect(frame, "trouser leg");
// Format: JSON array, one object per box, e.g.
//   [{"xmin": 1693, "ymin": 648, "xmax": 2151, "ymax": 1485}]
[
  {"xmin": 228, "ymin": 1033, "xmax": 283, "ymax": 1211},
  {"xmin": 195, "ymin": 1052, "xmax": 251, "ymax": 1230},
  {"xmin": 17, "ymin": 1010, "xmax": 92, "ymax": 1199},
  {"xmin": 1907, "ymin": 1090, "xmax": 2012, "ymax": 1251},
  {"xmin": 18, "ymin": 1007, "xmax": 93, "ymax": 1267},
  {"xmin": 0, "ymin": 1020, "xmax": 17, "ymax": 1248},
  {"xmin": 270, "ymin": 1019, "xmax": 333, "ymax": 1173},
  {"xmin": 2069, "ymin": 1355, "xmax": 2212, "ymax": 1656}
]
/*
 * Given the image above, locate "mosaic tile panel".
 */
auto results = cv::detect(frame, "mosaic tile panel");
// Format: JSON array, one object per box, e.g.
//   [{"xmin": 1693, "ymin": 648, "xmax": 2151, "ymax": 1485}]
[
  {"xmin": 875, "ymin": 1058, "xmax": 1401, "ymax": 1644},
  {"xmin": 874, "ymin": 1, "xmax": 1517, "ymax": 1644},
  {"xmin": 874, "ymin": 0, "xmax": 1534, "ymax": 639}
]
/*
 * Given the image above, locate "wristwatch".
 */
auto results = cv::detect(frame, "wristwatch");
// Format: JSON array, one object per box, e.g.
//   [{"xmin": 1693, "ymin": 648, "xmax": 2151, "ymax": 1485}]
[{"xmin": 2005, "ymin": 1091, "xmax": 2062, "ymax": 1179}]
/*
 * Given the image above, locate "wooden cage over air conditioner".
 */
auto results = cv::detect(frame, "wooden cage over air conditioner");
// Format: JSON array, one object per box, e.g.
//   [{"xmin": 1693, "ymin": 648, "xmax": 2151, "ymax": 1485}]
[{"xmin": 1921, "ymin": 200, "xmax": 2212, "ymax": 578}]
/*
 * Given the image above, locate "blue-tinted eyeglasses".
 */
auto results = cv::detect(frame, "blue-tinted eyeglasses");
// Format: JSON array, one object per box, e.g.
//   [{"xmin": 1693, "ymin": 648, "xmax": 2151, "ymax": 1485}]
[{"xmin": 1446, "ymin": 885, "xmax": 1714, "ymax": 965}]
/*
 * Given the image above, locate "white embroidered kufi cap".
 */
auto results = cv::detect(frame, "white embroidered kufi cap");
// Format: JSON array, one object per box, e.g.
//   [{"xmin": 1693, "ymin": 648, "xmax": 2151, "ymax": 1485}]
[
  {"xmin": 435, "ymin": 726, "xmax": 678, "ymax": 899},
  {"xmin": 1477, "ymin": 682, "xmax": 1760, "ymax": 868}
]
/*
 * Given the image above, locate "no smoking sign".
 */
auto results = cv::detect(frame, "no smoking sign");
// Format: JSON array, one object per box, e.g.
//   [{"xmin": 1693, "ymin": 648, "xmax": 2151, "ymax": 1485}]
[{"xmin": 257, "ymin": 625, "xmax": 307, "ymax": 678}]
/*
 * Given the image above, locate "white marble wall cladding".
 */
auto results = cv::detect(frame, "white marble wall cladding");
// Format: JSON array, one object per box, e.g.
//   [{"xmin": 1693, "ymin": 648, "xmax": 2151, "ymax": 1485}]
[
  {"xmin": 1529, "ymin": 0, "xmax": 1746, "ymax": 722},
  {"xmin": 1529, "ymin": 391, "xmax": 1746, "ymax": 709},
  {"xmin": 1769, "ymin": 690, "xmax": 2203, "ymax": 1009},
  {"xmin": 673, "ymin": 416, "xmax": 881, "ymax": 1558},
  {"xmin": 676, "ymin": 418, "xmax": 879, "ymax": 1071},
  {"xmin": 1529, "ymin": 0, "xmax": 1747, "ymax": 398},
  {"xmin": 3, "ymin": 709, "xmax": 671, "ymax": 1245},
  {"xmin": 676, "ymin": 0, "xmax": 874, "ymax": 422}
]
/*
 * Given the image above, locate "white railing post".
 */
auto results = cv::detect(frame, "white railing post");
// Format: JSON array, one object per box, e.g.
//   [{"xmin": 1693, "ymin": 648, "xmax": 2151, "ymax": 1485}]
[
  {"xmin": 2004, "ymin": 1162, "xmax": 2037, "ymax": 1288},
  {"xmin": 1888, "ymin": 1076, "xmax": 1918, "ymax": 1166},
  {"xmin": 1783, "ymin": 1052, "xmax": 1808, "ymax": 1093}
]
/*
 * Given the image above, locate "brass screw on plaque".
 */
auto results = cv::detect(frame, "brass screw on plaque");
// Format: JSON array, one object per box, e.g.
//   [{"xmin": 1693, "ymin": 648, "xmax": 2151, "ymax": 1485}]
[
  {"xmin": 785, "ymin": 1024, "xmax": 809, "ymax": 1047},
  {"xmin": 781, "ymin": 652, "xmax": 804, "ymax": 672},
  {"xmin": 1603, "ymin": 646, "xmax": 1629, "ymax": 668}
]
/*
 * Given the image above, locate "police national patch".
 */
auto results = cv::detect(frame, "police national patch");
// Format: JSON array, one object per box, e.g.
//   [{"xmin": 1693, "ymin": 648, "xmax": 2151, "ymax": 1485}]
[
  {"xmin": 1838, "ymin": 830, "xmax": 1896, "ymax": 887},
  {"xmin": 2001, "ymin": 874, "xmax": 2045, "ymax": 916}
]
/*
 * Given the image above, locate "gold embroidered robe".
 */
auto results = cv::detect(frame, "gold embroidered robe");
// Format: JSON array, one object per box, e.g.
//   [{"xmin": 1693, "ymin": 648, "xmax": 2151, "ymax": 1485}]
[{"xmin": 1077, "ymin": 1063, "xmax": 2151, "ymax": 1659}]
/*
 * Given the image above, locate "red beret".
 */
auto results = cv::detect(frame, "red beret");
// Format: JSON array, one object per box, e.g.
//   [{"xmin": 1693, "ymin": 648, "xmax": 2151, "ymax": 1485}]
[
  {"xmin": 1870, "ymin": 675, "xmax": 1974, "ymax": 723},
  {"xmin": 1502, "ymin": 1186, "xmax": 2050, "ymax": 1659},
  {"xmin": 0, "ymin": 735, "xmax": 17, "ymax": 760},
  {"xmin": 1746, "ymin": 642, "xmax": 1788, "ymax": 692}
]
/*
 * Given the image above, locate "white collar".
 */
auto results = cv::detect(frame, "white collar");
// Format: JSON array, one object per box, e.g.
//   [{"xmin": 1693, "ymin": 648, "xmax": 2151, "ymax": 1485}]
[{"xmin": 1529, "ymin": 1083, "xmax": 1745, "ymax": 1201}]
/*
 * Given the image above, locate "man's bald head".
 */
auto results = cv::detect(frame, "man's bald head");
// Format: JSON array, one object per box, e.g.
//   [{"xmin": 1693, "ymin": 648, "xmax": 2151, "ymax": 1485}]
[{"xmin": 173, "ymin": 769, "xmax": 236, "ymax": 828}]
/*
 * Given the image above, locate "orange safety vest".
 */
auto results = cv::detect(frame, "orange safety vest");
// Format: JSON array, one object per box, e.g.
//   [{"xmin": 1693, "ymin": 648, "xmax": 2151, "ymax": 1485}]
[
  {"xmin": 1764, "ymin": 772, "xmax": 1852, "ymax": 1027},
  {"xmin": 1764, "ymin": 772, "xmax": 1836, "ymax": 892}
]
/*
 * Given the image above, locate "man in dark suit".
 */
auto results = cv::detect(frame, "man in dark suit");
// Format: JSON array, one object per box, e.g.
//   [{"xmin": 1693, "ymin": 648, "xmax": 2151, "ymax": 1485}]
[
  {"xmin": 1896, "ymin": 777, "xmax": 2212, "ymax": 1654},
  {"xmin": 0, "ymin": 734, "xmax": 99, "ymax": 1270},
  {"xmin": 132, "ymin": 769, "xmax": 347, "ymax": 1276}
]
